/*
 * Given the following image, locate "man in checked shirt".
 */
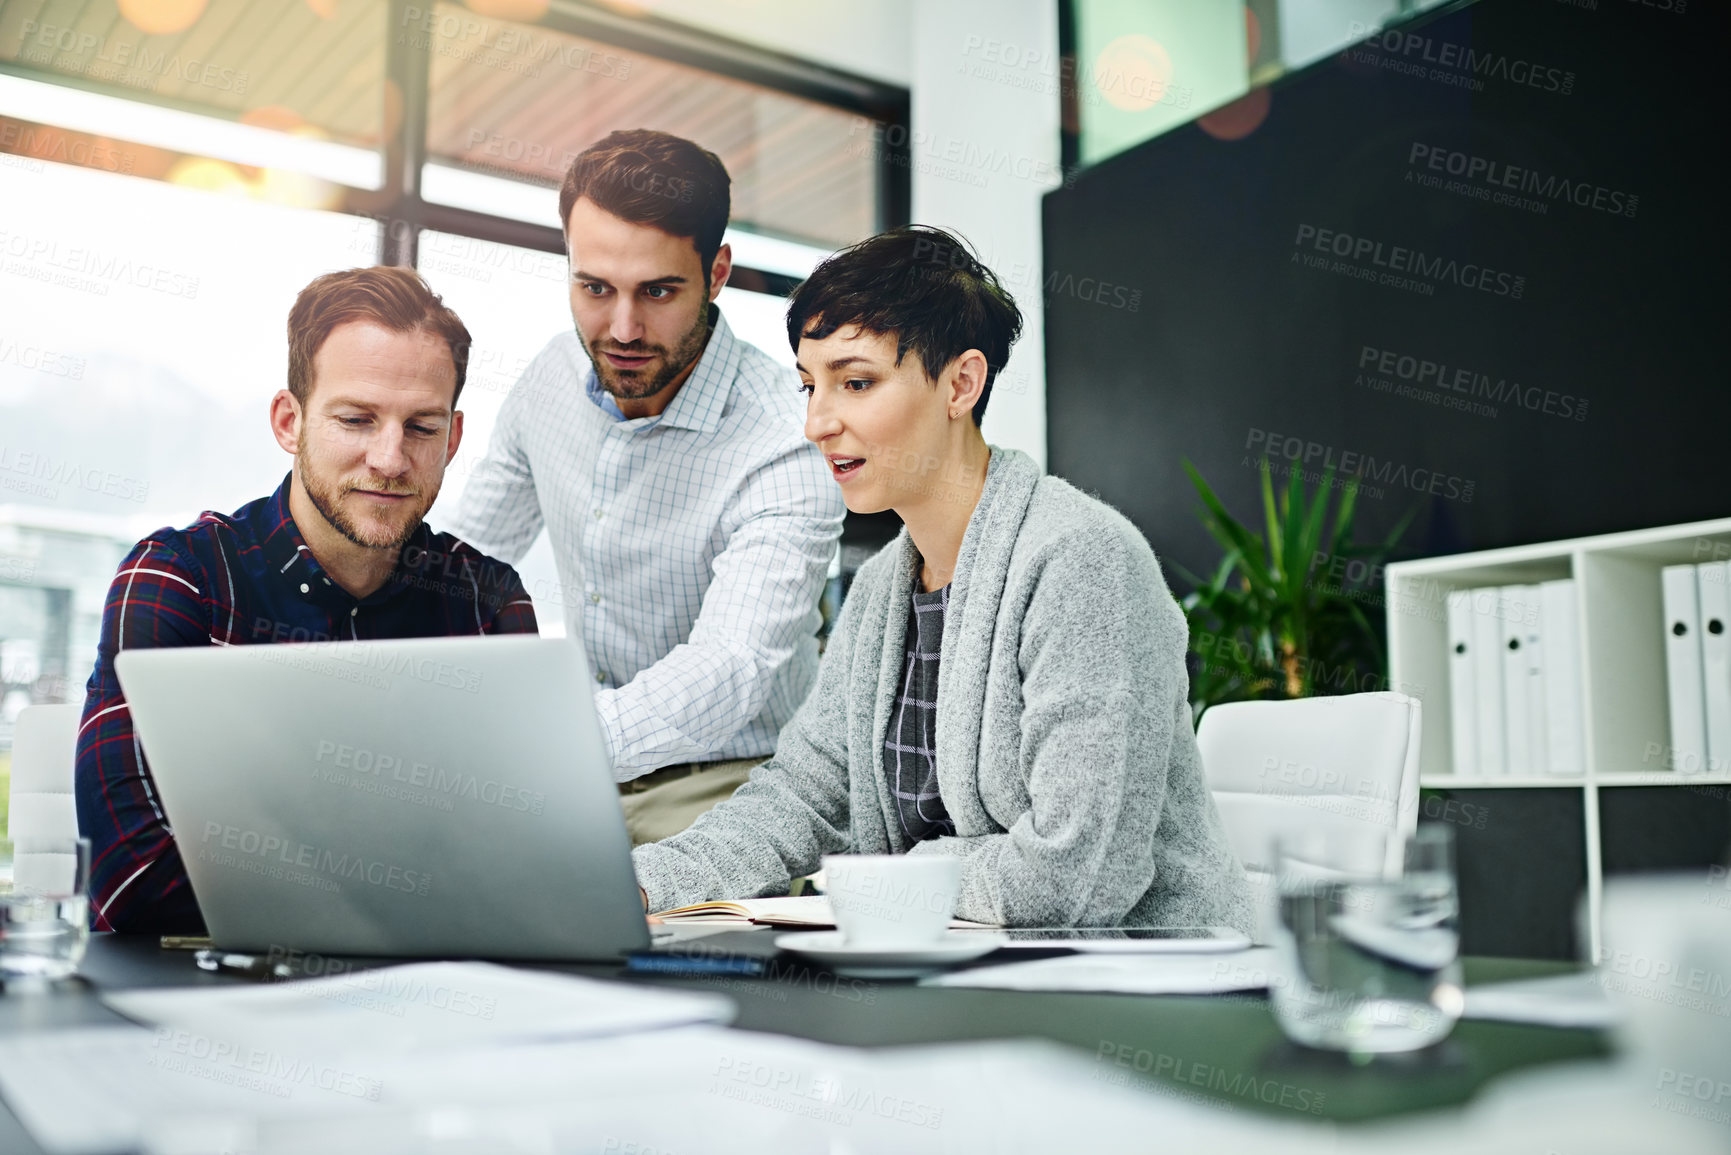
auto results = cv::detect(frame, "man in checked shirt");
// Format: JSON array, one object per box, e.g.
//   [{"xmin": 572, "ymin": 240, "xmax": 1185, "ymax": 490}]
[
  {"xmin": 450, "ymin": 130, "xmax": 844, "ymax": 845},
  {"xmin": 76, "ymin": 266, "xmax": 538, "ymax": 934}
]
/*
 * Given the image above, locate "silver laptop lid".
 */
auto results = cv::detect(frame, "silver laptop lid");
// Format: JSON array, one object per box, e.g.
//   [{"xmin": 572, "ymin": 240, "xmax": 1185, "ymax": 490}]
[{"xmin": 116, "ymin": 635, "xmax": 650, "ymax": 961}]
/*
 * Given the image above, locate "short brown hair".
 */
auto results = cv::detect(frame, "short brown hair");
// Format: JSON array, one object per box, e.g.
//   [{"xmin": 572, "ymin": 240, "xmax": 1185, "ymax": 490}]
[
  {"xmin": 558, "ymin": 129, "xmax": 731, "ymax": 280},
  {"xmin": 286, "ymin": 266, "xmax": 471, "ymax": 407}
]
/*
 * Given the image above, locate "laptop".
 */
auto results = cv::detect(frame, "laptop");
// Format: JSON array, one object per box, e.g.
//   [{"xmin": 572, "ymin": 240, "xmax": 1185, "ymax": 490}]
[{"xmin": 115, "ymin": 635, "xmax": 652, "ymax": 961}]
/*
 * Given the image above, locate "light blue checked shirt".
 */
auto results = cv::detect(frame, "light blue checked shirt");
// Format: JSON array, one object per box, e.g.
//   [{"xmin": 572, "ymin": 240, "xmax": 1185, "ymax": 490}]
[{"xmin": 449, "ymin": 309, "xmax": 845, "ymax": 780}]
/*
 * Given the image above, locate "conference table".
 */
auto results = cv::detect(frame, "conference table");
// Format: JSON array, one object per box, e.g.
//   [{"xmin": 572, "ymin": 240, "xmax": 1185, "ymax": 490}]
[{"xmin": 0, "ymin": 934, "xmax": 1613, "ymax": 1153}]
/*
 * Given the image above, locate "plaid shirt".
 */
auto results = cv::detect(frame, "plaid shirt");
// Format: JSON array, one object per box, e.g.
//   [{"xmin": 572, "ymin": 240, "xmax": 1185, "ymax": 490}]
[{"xmin": 75, "ymin": 474, "xmax": 537, "ymax": 934}]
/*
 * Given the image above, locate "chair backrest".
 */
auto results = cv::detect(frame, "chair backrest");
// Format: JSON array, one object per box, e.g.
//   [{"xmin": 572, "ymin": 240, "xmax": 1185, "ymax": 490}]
[
  {"xmin": 7, "ymin": 703, "xmax": 82, "ymax": 843},
  {"xmin": 1196, "ymin": 692, "xmax": 1422, "ymax": 942}
]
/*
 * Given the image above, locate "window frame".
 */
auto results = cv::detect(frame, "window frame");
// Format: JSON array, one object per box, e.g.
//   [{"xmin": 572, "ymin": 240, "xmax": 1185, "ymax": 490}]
[{"xmin": 377, "ymin": 0, "xmax": 910, "ymax": 276}]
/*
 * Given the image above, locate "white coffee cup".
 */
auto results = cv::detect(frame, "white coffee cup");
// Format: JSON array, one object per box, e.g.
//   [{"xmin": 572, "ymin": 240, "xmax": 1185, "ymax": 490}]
[{"xmin": 821, "ymin": 854, "xmax": 961, "ymax": 949}]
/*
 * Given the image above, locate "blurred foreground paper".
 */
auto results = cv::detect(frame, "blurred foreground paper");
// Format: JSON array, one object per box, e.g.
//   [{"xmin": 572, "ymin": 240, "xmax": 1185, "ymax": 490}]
[
  {"xmin": 0, "ymin": 1023, "xmax": 1334, "ymax": 1155},
  {"xmin": 102, "ymin": 961, "xmax": 734, "ymax": 1053}
]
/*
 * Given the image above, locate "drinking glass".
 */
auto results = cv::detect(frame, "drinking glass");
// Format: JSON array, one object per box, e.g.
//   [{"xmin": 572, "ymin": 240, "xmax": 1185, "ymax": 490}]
[
  {"xmin": 0, "ymin": 836, "xmax": 91, "ymax": 983},
  {"xmin": 1270, "ymin": 824, "xmax": 1463, "ymax": 1052}
]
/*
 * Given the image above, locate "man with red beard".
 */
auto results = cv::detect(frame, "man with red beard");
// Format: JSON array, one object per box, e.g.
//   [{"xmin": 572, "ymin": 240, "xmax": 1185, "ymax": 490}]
[{"xmin": 75, "ymin": 266, "xmax": 537, "ymax": 935}]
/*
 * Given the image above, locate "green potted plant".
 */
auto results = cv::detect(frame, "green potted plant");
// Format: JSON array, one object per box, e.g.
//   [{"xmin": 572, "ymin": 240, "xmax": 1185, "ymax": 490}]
[{"xmin": 1178, "ymin": 457, "xmax": 1412, "ymax": 722}]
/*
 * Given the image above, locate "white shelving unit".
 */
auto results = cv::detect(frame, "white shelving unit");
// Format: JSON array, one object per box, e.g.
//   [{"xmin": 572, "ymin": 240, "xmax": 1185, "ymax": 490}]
[{"xmin": 1385, "ymin": 516, "xmax": 1731, "ymax": 957}]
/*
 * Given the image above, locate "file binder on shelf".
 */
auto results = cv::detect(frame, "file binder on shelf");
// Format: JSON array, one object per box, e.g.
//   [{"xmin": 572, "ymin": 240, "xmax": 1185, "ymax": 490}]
[
  {"xmin": 1539, "ymin": 579, "xmax": 1582, "ymax": 777},
  {"xmin": 1521, "ymin": 585, "xmax": 1549, "ymax": 774},
  {"xmin": 1499, "ymin": 586, "xmax": 1541, "ymax": 775},
  {"xmin": 1447, "ymin": 589, "xmax": 1477, "ymax": 777},
  {"xmin": 1471, "ymin": 585, "xmax": 1506, "ymax": 776},
  {"xmin": 1662, "ymin": 564, "xmax": 1707, "ymax": 773},
  {"xmin": 1697, "ymin": 561, "xmax": 1731, "ymax": 774}
]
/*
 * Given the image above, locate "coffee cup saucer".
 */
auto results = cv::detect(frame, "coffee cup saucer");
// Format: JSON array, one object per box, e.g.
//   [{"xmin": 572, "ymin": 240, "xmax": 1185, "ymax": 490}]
[{"xmin": 774, "ymin": 930, "xmax": 1008, "ymax": 977}]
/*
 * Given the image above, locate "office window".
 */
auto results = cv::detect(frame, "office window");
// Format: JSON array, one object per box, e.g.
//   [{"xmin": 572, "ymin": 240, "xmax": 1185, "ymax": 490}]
[
  {"xmin": 0, "ymin": 158, "xmax": 381, "ymax": 706},
  {"xmin": 0, "ymin": 1, "xmax": 386, "ymax": 142},
  {"xmin": 421, "ymin": 2, "xmax": 878, "ymax": 248}
]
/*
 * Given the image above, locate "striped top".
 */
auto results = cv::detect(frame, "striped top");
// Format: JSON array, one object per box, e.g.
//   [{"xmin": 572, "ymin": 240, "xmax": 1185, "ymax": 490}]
[
  {"xmin": 74, "ymin": 474, "xmax": 537, "ymax": 935},
  {"xmin": 886, "ymin": 580, "xmax": 956, "ymax": 845}
]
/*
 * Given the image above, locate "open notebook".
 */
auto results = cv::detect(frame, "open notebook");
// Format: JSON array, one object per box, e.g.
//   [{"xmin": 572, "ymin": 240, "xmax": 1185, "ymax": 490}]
[{"xmin": 653, "ymin": 895, "xmax": 994, "ymax": 929}]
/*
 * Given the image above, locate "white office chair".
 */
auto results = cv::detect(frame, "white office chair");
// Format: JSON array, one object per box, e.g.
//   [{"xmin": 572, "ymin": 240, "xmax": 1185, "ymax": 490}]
[
  {"xmin": 6, "ymin": 703, "xmax": 83, "ymax": 895},
  {"xmin": 1196, "ymin": 692, "xmax": 1423, "ymax": 943}
]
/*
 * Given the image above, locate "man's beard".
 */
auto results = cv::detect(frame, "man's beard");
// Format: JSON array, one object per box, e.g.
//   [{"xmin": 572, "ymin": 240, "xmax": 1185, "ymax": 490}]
[
  {"xmin": 582, "ymin": 307, "xmax": 711, "ymax": 401},
  {"xmin": 298, "ymin": 446, "xmax": 433, "ymax": 551}
]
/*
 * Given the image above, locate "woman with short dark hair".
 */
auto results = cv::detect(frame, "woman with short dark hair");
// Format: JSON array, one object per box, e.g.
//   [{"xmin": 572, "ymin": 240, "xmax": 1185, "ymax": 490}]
[{"xmin": 633, "ymin": 226, "xmax": 1253, "ymax": 932}]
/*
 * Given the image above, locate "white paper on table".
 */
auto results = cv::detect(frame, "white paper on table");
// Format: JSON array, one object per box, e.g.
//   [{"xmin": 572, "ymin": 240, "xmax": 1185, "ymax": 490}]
[
  {"xmin": 0, "ymin": 1025, "xmax": 388, "ymax": 1155},
  {"xmin": 1460, "ymin": 971, "xmax": 1620, "ymax": 1030},
  {"xmin": 102, "ymin": 960, "xmax": 734, "ymax": 1057},
  {"xmin": 920, "ymin": 947, "xmax": 1279, "ymax": 995}
]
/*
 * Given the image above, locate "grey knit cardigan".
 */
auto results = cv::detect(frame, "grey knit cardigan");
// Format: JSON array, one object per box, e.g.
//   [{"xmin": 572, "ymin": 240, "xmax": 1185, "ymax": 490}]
[{"xmin": 633, "ymin": 446, "xmax": 1254, "ymax": 933}]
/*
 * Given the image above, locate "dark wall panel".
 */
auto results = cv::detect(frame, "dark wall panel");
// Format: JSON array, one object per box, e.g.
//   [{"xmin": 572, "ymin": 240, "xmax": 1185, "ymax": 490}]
[
  {"xmin": 1044, "ymin": 0, "xmax": 1727, "ymax": 585},
  {"xmin": 1599, "ymin": 785, "xmax": 1731, "ymax": 876},
  {"xmin": 1430, "ymin": 787, "xmax": 1586, "ymax": 960}
]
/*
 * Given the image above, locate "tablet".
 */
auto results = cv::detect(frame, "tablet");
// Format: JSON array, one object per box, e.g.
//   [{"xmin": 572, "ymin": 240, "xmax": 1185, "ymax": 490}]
[{"xmin": 958, "ymin": 926, "xmax": 1252, "ymax": 953}]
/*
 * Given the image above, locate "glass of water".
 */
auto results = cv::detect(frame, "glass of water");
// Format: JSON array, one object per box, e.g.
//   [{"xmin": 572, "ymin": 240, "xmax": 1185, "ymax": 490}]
[
  {"xmin": 1270, "ymin": 824, "xmax": 1463, "ymax": 1053},
  {"xmin": 0, "ymin": 837, "xmax": 91, "ymax": 983}
]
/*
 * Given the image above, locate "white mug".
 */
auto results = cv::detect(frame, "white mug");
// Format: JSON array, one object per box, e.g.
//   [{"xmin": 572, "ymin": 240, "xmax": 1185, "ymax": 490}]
[{"xmin": 821, "ymin": 854, "xmax": 961, "ymax": 949}]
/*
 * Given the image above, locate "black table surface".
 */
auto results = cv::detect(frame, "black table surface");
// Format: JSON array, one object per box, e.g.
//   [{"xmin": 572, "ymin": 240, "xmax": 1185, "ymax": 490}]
[{"xmin": 0, "ymin": 936, "xmax": 1614, "ymax": 1154}]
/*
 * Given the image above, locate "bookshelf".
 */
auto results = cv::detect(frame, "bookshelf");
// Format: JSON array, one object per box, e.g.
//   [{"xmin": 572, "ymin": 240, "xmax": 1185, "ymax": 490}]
[{"xmin": 1385, "ymin": 516, "xmax": 1731, "ymax": 958}]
